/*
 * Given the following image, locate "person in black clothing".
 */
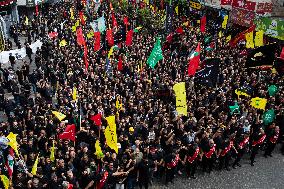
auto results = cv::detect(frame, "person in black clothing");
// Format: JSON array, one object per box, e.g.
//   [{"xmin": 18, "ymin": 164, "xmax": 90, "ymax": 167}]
[
  {"xmin": 264, "ymin": 125, "xmax": 280, "ymax": 157},
  {"xmin": 26, "ymin": 44, "xmax": 33, "ymax": 63},
  {"xmin": 9, "ymin": 53, "xmax": 16, "ymax": 69},
  {"xmin": 164, "ymin": 150, "xmax": 178, "ymax": 185},
  {"xmin": 232, "ymin": 132, "xmax": 250, "ymax": 169},
  {"xmin": 183, "ymin": 142, "xmax": 199, "ymax": 179},
  {"xmin": 250, "ymin": 127, "xmax": 266, "ymax": 166},
  {"xmin": 137, "ymin": 155, "xmax": 150, "ymax": 189},
  {"xmin": 218, "ymin": 135, "xmax": 237, "ymax": 171}
]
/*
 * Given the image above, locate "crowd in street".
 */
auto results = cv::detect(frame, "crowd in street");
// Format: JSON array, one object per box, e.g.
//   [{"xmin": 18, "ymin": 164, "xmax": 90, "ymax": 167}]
[{"xmin": 0, "ymin": 1, "xmax": 283, "ymax": 189}]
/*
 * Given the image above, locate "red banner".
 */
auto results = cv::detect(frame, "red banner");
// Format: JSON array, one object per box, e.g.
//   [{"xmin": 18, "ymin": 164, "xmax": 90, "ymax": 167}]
[
  {"xmin": 255, "ymin": 2, "xmax": 272, "ymax": 14},
  {"xmin": 230, "ymin": 8, "xmax": 255, "ymax": 27},
  {"xmin": 232, "ymin": 0, "xmax": 256, "ymax": 11},
  {"xmin": 221, "ymin": 0, "xmax": 232, "ymax": 6}
]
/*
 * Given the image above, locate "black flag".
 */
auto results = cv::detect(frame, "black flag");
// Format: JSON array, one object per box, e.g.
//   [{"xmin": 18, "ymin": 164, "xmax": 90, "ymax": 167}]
[
  {"xmin": 165, "ymin": 2, "xmax": 173, "ymax": 34},
  {"xmin": 246, "ymin": 43, "xmax": 277, "ymax": 68},
  {"xmin": 194, "ymin": 58, "xmax": 220, "ymax": 87}
]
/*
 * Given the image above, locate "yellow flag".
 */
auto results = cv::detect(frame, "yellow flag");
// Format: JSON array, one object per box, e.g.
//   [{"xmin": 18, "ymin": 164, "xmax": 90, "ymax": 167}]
[
  {"xmin": 245, "ymin": 31, "xmax": 254, "ymax": 49},
  {"xmin": 235, "ymin": 89, "xmax": 250, "ymax": 97},
  {"xmin": 144, "ymin": 0, "xmax": 149, "ymax": 5},
  {"xmin": 52, "ymin": 111, "xmax": 66, "ymax": 121},
  {"xmin": 75, "ymin": 20, "xmax": 80, "ymax": 27},
  {"xmin": 7, "ymin": 132, "xmax": 19, "ymax": 156},
  {"xmin": 50, "ymin": 141, "xmax": 55, "ymax": 162},
  {"xmin": 70, "ymin": 8, "xmax": 74, "ymax": 20},
  {"xmin": 219, "ymin": 31, "xmax": 223, "ymax": 38},
  {"xmin": 105, "ymin": 116, "xmax": 118, "ymax": 153},
  {"xmin": 271, "ymin": 68, "xmax": 277, "ymax": 74},
  {"xmin": 173, "ymin": 82, "xmax": 187, "ymax": 116},
  {"xmin": 197, "ymin": 20, "xmax": 200, "ymax": 24},
  {"xmin": 222, "ymin": 15, "xmax": 228, "ymax": 29},
  {"xmin": 182, "ymin": 21, "xmax": 189, "ymax": 27},
  {"xmin": 87, "ymin": 31, "xmax": 94, "ymax": 39},
  {"xmin": 226, "ymin": 35, "xmax": 231, "ymax": 43},
  {"xmin": 116, "ymin": 98, "xmax": 122, "ymax": 110},
  {"xmin": 95, "ymin": 140, "xmax": 104, "ymax": 159},
  {"xmin": 108, "ymin": 46, "xmax": 118, "ymax": 58},
  {"xmin": 31, "ymin": 154, "xmax": 39, "ymax": 175},
  {"xmin": 255, "ymin": 30, "xmax": 264, "ymax": 47},
  {"xmin": 175, "ymin": 6, "xmax": 178, "ymax": 15},
  {"xmin": 59, "ymin": 39, "xmax": 67, "ymax": 47},
  {"xmin": 250, "ymin": 97, "xmax": 267, "ymax": 110},
  {"xmin": 72, "ymin": 87, "xmax": 77, "ymax": 101},
  {"xmin": 25, "ymin": 16, "xmax": 29, "ymax": 25},
  {"xmin": 72, "ymin": 25, "xmax": 77, "ymax": 32},
  {"xmin": 0, "ymin": 175, "xmax": 9, "ymax": 189},
  {"xmin": 150, "ymin": 5, "xmax": 155, "ymax": 12}
]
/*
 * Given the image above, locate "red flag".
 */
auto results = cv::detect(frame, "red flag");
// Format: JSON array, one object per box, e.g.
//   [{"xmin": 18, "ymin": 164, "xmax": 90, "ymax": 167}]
[
  {"xmin": 280, "ymin": 47, "xmax": 284, "ymax": 60},
  {"xmin": 200, "ymin": 15, "xmax": 206, "ymax": 33},
  {"xmin": 188, "ymin": 43, "xmax": 201, "ymax": 76},
  {"xmin": 76, "ymin": 27, "xmax": 85, "ymax": 46},
  {"xmin": 229, "ymin": 25, "xmax": 255, "ymax": 47},
  {"xmin": 48, "ymin": 32, "xmax": 58, "ymax": 39},
  {"xmin": 79, "ymin": 11, "xmax": 85, "ymax": 25},
  {"xmin": 118, "ymin": 56, "xmax": 123, "ymax": 71},
  {"xmin": 90, "ymin": 113, "xmax": 102, "ymax": 126},
  {"xmin": 112, "ymin": 12, "xmax": 118, "ymax": 28},
  {"xmin": 94, "ymin": 32, "xmax": 101, "ymax": 51},
  {"xmin": 68, "ymin": 184, "xmax": 73, "ymax": 189},
  {"xmin": 221, "ymin": 0, "xmax": 232, "ymax": 5},
  {"xmin": 106, "ymin": 29, "xmax": 114, "ymax": 47},
  {"xmin": 35, "ymin": 4, "xmax": 39, "ymax": 16},
  {"xmin": 166, "ymin": 33, "xmax": 173, "ymax": 43},
  {"xmin": 84, "ymin": 44, "xmax": 88, "ymax": 71},
  {"xmin": 59, "ymin": 124, "xmax": 76, "ymax": 141},
  {"xmin": 125, "ymin": 30, "xmax": 133, "ymax": 46},
  {"xmin": 123, "ymin": 16, "xmax": 129, "ymax": 26},
  {"xmin": 176, "ymin": 27, "xmax": 184, "ymax": 34}
]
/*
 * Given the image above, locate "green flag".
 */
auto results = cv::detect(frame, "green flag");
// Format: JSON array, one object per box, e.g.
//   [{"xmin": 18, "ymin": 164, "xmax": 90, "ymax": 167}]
[
  {"xmin": 263, "ymin": 109, "xmax": 275, "ymax": 125},
  {"xmin": 147, "ymin": 38, "xmax": 163, "ymax": 69},
  {"xmin": 229, "ymin": 102, "xmax": 240, "ymax": 115},
  {"xmin": 268, "ymin": 85, "xmax": 277, "ymax": 96}
]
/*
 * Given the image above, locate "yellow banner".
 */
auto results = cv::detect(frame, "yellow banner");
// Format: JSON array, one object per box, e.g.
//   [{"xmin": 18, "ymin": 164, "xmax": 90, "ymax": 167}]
[
  {"xmin": 255, "ymin": 30, "xmax": 264, "ymax": 47},
  {"xmin": 105, "ymin": 116, "xmax": 118, "ymax": 153},
  {"xmin": 222, "ymin": 15, "xmax": 228, "ymax": 29},
  {"xmin": 245, "ymin": 31, "xmax": 254, "ymax": 49},
  {"xmin": 173, "ymin": 82, "xmax": 187, "ymax": 116}
]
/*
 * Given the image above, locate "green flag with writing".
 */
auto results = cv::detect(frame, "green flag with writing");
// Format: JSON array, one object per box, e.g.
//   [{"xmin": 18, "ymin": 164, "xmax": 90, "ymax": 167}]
[
  {"xmin": 263, "ymin": 109, "xmax": 275, "ymax": 125},
  {"xmin": 147, "ymin": 38, "xmax": 163, "ymax": 69}
]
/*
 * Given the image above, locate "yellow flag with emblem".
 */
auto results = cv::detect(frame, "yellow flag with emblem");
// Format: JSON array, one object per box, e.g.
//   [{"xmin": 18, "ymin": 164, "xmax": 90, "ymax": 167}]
[
  {"xmin": 105, "ymin": 116, "xmax": 118, "ymax": 153},
  {"xmin": 250, "ymin": 97, "xmax": 267, "ymax": 110},
  {"xmin": 0, "ymin": 175, "xmax": 9, "ymax": 189},
  {"xmin": 52, "ymin": 111, "xmax": 66, "ymax": 121},
  {"xmin": 173, "ymin": 82, "xmax": 187, "ymax": 116},
  {"xmin": 245, "ymin": 31, "xmax": 254, "ymax": 49},
  {"xmin": 31, "ymin": 154, "xmax": 39, "ymax": 175},
  {"xmin": 7, "ymin": 132, "xmax": 19, "ymax": 156}
]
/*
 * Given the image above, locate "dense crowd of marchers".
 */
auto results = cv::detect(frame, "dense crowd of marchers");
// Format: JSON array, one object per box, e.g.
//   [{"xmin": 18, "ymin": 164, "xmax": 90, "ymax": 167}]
[{"xmin": 0, "ymin": 1, "xmax": 283, "ymax": 189}]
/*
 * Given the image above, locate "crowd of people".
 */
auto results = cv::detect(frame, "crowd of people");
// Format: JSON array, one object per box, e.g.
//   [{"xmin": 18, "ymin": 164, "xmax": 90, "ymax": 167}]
[{"xmin": 0, "ymin": 1, "xmax": 283, "ymax": 189}]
